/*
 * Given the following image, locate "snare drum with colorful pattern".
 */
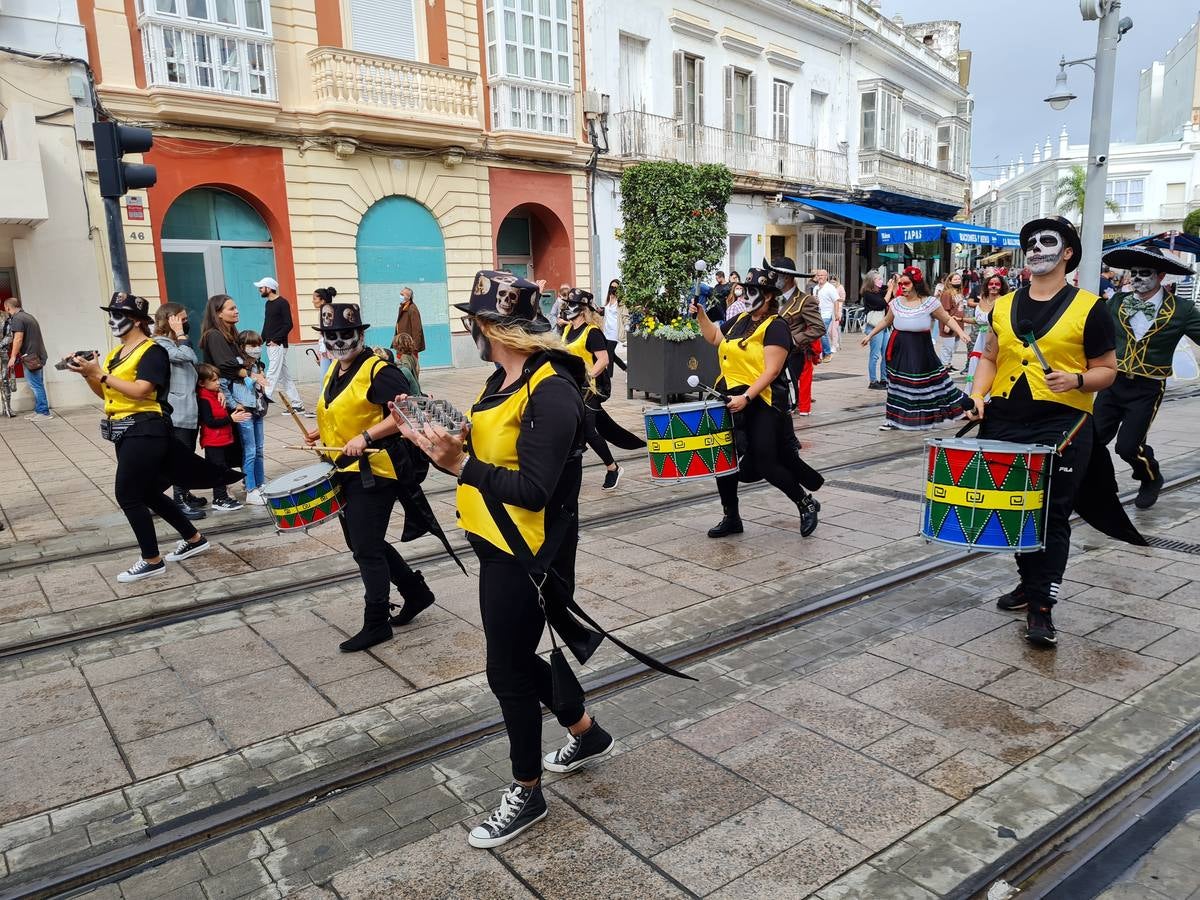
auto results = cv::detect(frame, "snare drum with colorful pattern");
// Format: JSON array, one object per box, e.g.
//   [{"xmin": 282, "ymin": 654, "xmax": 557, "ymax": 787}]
[{"xmin": 259, "ymin": 463, "xmax": 344, "ymax": 532}]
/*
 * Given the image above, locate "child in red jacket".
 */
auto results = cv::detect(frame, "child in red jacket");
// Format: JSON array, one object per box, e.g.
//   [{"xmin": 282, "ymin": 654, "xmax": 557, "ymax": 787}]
[{"xmin": 197, "ymin": 364, "xmax": 249, "ymax": 511}]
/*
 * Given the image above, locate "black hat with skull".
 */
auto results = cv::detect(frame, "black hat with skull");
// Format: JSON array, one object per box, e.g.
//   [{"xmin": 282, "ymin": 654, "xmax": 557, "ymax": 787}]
[
  {"xmin": 311, "ymin": 303, "xmax": 370, "ymax": 360},
  {"xmin": 563, "ymin": 287, "xmax": 598, "ymax": 320},
  {"xmin": 454, "ymin": 271, "xmax": 550, "ymax": 333}
]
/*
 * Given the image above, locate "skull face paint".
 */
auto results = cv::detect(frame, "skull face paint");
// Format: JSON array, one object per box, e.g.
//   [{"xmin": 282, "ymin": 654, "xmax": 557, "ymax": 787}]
[
  {"xmin": 470, "ymin": 318, "xmax": 493, "ymax": 362},
  {"xmin": 744, "ymin": 284, "xmax": 767, "ymax": 313},
  {"xmin": 1024, "ymin": 230, "xmax": 1065, "ymax": 276},
  {"xmin": 1128, "ymin": 267, "xmax": 1164, "ymax": 296},
  {"xmin": 108, "ymin": 313, "xmax": 134, "ymax": 338},
  {"xmin": 326, "ymin": 328, "xmax": 364, "ymax": 360}
]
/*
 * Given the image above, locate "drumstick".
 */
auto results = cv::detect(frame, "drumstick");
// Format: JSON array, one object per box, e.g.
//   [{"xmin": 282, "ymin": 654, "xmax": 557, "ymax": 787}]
[
  {"xmin": 277, "ymin": 391, "xmax": 312, "ymax": 440},
  {"xmin": 285, "ymin": 444, "xmax": 381, "ymax": 455},
  {"xmin": 686, "ymin": 374, "xmax": 725, "ymax": 401},
  {"xmin": 1017, "ymin": 319, "xmax": 1053, "ymax": 374}
]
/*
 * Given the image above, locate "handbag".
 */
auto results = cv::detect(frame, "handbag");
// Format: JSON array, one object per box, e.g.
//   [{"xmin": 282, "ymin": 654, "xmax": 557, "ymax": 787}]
[
  {"xmin": 99, "ymin": 417, "xmax": 136, "ymax": 443},
  {"xmin": 865, "ymin": 309, "xmax": 886, "ymax": 328},
  {"xmin": 20, "ymin": 353, "xmax": 43, "ymax": 372}
]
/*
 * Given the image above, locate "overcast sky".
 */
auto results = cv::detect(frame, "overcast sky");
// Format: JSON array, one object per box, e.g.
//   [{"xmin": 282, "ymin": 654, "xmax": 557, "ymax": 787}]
[{"xmin": 886, "ymin": 1, "xmax": 1197, "ymax": 179}]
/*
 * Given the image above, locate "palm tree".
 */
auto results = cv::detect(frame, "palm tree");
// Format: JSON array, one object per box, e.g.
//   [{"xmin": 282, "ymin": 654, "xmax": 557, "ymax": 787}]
[{"xmin": 1055, "ymin": 164, "xmax": 1120, "ymax": 224}]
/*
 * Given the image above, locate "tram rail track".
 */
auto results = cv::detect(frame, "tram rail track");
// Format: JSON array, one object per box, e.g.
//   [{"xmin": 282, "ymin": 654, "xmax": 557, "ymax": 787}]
[
  {"xmin": 0, "ymin": 441, "xmax": 921, "ymax": 662},
  {"xmin": 5, "ymin": 467, "xmax": 1200, "ymax": 900}
]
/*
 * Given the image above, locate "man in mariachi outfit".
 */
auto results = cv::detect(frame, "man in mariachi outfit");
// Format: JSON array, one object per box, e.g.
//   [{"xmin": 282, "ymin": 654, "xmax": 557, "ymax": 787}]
[
  {"xmin": 768, "ymin": 257, "xmax": 824, "ymax": 414},
  {"xmin": 1095, "ymin": 244, "xmax": 1200, "ymax": 508},
  {"xmin": 967, "ymin": 216, "xmax": 1120, "ymax": 649}
]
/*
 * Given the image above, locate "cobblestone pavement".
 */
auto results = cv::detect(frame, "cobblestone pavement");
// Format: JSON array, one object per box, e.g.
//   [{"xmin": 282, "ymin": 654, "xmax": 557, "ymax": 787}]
[
  {"xmin": 0, "ymin": 342, "xmax": 1198, "ymax": 897},
  {"xmin": 1096, "ymin": 810, "xmax": 1200, "ymax": 900}
]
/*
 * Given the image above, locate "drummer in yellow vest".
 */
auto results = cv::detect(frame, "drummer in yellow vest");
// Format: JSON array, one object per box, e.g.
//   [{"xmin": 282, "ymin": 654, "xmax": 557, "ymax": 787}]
[
  {"xmin": 692, "ymin": 267, "xmax": 824, "ymax": 539},
  {"xmin": 561, "ymin": 288, "xmax": 622, "ymax": 490},
  {"xmin": 302, "ymin": 302, "xmax": 437, "ymax": 653},
  {"xmin": 967, "ymin": 216, "xmax": 1118, "ymax": 649}
]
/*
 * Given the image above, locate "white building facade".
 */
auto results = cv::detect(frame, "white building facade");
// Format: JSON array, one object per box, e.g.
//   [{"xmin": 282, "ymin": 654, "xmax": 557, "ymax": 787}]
[
  {"xmin": 971, "ymin": 125, "xmax": 1200, "ymax": 265},
  {"xmin": 584, "ymin": 0, "xmax": 973, "ymax": 295}
]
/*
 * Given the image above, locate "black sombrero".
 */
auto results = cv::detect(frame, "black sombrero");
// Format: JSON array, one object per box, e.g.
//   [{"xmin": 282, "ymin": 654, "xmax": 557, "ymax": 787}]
[{"xmin": 1102, "ymin": 244, "xmax": 1193, "ymax": 277}]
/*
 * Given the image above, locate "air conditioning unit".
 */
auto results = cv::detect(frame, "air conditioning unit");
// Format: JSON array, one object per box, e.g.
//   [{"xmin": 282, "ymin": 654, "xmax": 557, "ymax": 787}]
[{"xmin": 583, "ymin": 91, "xmax": 610, "ymax": 116}]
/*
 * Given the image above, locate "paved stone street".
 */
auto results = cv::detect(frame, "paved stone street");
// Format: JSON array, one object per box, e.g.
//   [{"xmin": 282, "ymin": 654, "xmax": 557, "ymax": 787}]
[{"xmin": 1, "ymin": 342, "xmax": 1198, "ymax": 898}]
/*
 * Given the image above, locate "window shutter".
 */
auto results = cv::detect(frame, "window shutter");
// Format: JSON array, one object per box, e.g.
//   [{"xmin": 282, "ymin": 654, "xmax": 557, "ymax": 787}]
[
  {"xmin": 696, "ymin": 57, "xmax": 704, "ymax": 126},
  {"xmin": 673, "ymin": 50, "xmax": 683, "ymax": 120},
  {"xmin": 723, "ymin": 65, "xmax": 733, "ymax": 131},
  {"xmin": 350, "ymin": 0, "xmax": 416, "ymax": 61},
  {"xmin": 748, "ymin": 74, "xmax": 756, "ymax": 136}
]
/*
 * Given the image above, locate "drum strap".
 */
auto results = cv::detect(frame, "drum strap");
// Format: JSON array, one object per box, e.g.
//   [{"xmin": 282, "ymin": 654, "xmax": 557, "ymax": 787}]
[{"xmin": 482, "ymin": 493, "xmax": 694, "ymax": 682}]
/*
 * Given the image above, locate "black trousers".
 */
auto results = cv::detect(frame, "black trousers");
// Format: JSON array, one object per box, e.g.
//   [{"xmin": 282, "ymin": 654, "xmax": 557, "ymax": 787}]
[
  {"xmin": 337, "ymin": 474, "xmax": 416, "ymax": 610},
  {"xmin": 716, "ymin": 399, "xmax": 819, "ymax": 511},
  {"xmin": 583, "ymin": 397, "xmax": 615, "ymax": 467},
  {"xmin": 171, "ymin": 427, "xmax": 197, "ymax": 502},
  {"xmin": 115, "ymin": 433, "xmax": 201, "ymax": 559},
  {"xmin": 203, "ymin": 447, "xmax": 231, "ymax": 500},
  {"xmin": 473, "ymin": 537, "xmax": 585, "ymax": 782},
  {"xmin": 605, "ymin": 338, "xmax": 627, "ymax": 376},
  {"xmin": 980, "ymin": 415, "xmax": 1093, "ymax": 607},
  {"xmin": 1093, "ymin": 375, "xmax": 1165, "ymax": 483}
]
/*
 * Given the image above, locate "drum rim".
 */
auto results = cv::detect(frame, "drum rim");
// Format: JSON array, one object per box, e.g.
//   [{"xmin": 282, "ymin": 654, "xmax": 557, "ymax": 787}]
[
  {"xmin": 260, "ymin": 462, "xmax": 338, "ymax": 497},
  {"xmin": 644, "ymin": 399, "xmax": 730, "ymax": 415},
  {"xmin": 925, "ymin": 437, "xmax": 1057, "ymax": 454}
]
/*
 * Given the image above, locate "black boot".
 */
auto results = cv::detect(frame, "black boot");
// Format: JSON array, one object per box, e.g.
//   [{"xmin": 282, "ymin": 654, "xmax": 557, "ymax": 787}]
[
  {"xmin": 339, "ymin": 602, "xmax": 393, "ymax": 653},
  {"xmin": 707, "ymin": 506, "xmax": 744, "ymax": 538},
  {"xmin": 389, "ymin": 569, "xmax": 435, "ymax": 627},
  {"xmin": 797, "ymin": 493, "xmax": 820, "ymax": 537},
  {"xmin": 1134, "ymin": 474, "xmax": 1164, "ymax": 510},
  {"xmin": 996, "ymin": 584, "xmax": 1028, "ymax": 611}
]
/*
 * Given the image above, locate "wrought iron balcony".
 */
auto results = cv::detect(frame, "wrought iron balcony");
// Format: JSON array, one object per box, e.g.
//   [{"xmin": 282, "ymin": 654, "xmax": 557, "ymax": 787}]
[{"xmin": 611, "ymin": 110, "xmax": 848, "ymax": 187}]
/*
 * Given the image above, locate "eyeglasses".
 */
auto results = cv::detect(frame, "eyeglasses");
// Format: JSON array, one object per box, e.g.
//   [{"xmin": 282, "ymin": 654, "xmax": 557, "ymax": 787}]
[
  {"xmin": 460, "ymin": 315, "xmax": 475, "ymax": 331},
  {"xmin": 1128, "ymin": 268, "xmax": 1158, "ymax": 278}
]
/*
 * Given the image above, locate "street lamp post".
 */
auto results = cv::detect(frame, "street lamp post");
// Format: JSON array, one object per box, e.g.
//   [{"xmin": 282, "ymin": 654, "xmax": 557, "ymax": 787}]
[{"xmin": 1043, "ymin": 0, "xmax": 1129, "ymax": 292}]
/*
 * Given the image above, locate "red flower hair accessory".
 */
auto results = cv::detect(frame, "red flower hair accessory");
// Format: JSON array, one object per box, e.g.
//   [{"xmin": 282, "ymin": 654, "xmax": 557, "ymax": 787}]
[{"xmin": 902, "ymin": 266, "xmax": 924, "ymax": 284}]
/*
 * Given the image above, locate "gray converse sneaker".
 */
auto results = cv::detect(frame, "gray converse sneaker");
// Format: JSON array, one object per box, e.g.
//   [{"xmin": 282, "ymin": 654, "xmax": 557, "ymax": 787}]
[
  {"xmin": 543, "ymin": 720, "xmax": 614, "ymax": 774},
  {"xmin": 467, "ymin": 781, "xmax": 547, "ymax": 849},
  {"xmin": 165, "ymin": 537, "xmax": 210, "ymax": 562},
  {"xmin": 116, "ymin": 558, "xmax": 166, "ymax": 583}
]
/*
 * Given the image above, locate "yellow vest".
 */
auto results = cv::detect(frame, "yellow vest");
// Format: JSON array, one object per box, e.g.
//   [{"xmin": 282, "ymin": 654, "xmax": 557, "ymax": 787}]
[
  {"xmin": 564, "ymin": 323, "xmax": 601, "ymax": 368},
  {"xmin": 317, "ymin": 355, "xmax": 398, "ymax": 480},
  {"xmin": 104, "ymin": 340, "xmax": 163, "ymax": 420},
  {"xmin": 457, "ymin": 361, "xmax": 561, "ymax": 555},
  {"xmin": 992, "ymin": 289, "xmax": 1096, "ymax": 413},
  {"xmin": 718, "ymin": 313, "xmax": 779, "ymax": 407}
]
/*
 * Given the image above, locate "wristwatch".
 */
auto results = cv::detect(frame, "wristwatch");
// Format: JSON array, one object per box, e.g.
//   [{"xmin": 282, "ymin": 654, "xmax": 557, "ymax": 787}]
[
  {"xmin": 361, "ymin": 430, "xmax": 373, "ymax": 447},
  {"xmin": 1076, "ymin": 373, "xmax": 1085, "ymax": 390},
  {"xmin": 100, "ymin": 374, "xmax": 109, "ymax": 386}
]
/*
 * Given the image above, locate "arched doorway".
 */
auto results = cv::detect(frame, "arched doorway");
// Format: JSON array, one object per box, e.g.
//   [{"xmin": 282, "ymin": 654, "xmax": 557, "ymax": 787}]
[
  {"xmin": 161, "ymin": 188, "xmax": 276, "ymax": 344},
  {"xmin": 496, "ymin": 203, "xmax": 572, "ymax": 316},
  {"xmin": 356, "ymin": 197, "xmax": 451, "ymax": 367}
]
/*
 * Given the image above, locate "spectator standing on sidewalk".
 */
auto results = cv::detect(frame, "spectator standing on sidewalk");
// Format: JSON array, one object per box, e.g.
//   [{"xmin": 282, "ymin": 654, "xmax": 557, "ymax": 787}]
[
  {"xmin": 937, "ymin": 274, "xmax": 967, "ymax": 370},
  {"xmin": 391, "ymin": 287, "xmax": 425, "ymax": 361},
  {"xmin": 312, "ymin": 286, "xmax": 336, "ymax": 380},
  {"xmin": 813, "ymin": 270, "xmax": 839, "ymax": 360},
  {"xmin": 196, "ymin": 364, "xmax": 246, "ymax": 511},
  {"xmin": 602, "ymin": 279, "xmax": 627, "ymax": 375},
  {"xmin": 152, "ymin": 302, "xmax": 206, "ymax": 521},
  {"xmin": 861, "ymin": 271, "xmax": 890, "ymax": 389},
  {"xmin": 255, "ymin": 276, "xmax": 310, "ymax": 417},
  {"xmin": 3, "ymin": 297, "xmax": 51, "ymax": 421}
]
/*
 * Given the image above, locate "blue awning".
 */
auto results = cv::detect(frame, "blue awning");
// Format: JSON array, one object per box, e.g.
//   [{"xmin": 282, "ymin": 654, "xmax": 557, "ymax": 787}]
[{"xmin": 788, "ymin": 197, "xmax": 1020, "ymax": 249}]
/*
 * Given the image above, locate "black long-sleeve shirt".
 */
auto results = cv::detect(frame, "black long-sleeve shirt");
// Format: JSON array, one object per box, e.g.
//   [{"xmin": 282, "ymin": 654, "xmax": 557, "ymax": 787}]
[
  {"xmin": 262, "ymin": 296, "xmax": 293, "ymax": 346},
  {"xmin": 201, "ymin": 330, "xmax": 245, "ymax": 381},
  {"xmin": 460, "ymin": 359, "xmax": 583, "ymax": 512}
]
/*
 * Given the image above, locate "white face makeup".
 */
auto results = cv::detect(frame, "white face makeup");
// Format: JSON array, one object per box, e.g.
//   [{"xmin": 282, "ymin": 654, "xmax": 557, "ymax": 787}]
[
  {"xmin": 1128, "ymin": 267, "xmax": 1163, "ymax": 295},
  {"xmin": 326, "ymin": 328, "xmax": 364, "ymax": 360},
  {"xmin": 1025, "ymin": 230, "xmax": 1065, "ymax": 275},
  {"xmin": 108, "ymin": 313, "xmax": 134, "ymax": 338}
]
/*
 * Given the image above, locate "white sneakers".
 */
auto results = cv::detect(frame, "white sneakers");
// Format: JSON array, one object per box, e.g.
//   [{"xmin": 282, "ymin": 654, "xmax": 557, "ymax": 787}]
[{"xmin": 245, "ymin": 488, "xmax": 266, "ymax": 506}]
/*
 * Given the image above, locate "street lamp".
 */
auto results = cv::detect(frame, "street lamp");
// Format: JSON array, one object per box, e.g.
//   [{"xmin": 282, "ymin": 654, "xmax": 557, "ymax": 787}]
[{"xmin": 1041, "ymin": 0, "xmax": 1132, "ymax": 291}]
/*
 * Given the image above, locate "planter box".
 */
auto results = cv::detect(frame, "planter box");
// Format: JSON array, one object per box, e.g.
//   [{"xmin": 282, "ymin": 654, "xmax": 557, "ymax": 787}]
[{"xmin": 626, "ymin": 333, "xmax": 720, "ymax": 402}]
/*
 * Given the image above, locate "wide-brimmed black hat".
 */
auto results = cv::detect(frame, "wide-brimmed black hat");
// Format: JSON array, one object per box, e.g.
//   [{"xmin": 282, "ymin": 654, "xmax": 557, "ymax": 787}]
[
  {"xmin": 99, "ymin": 292, "xmax": 152, "ymax": 320},
  {"xmin": 743, "ymin": 268, "xmax": 782, "ymax": 294},
  {"xmin": 1020, "ymin": 216, "xmax": 1082, "ymax": 273},
  {"xmin": 454, "ymin": 271, "xmax": 550, "ymax": 333},
  {"xmin": 312, "ymin": 302, "xmax": 369, "ymax": 333},
  {"xmin": 1102, "ymin": 244, "xmax": 1193, "ymax": 277},
  {"xmin": 764, "ymin": 256, "xmax": 813, "ymax": 279},
  {"xmin": 564, "ymin": 288, "xmax": 599, "ymax": 317}
]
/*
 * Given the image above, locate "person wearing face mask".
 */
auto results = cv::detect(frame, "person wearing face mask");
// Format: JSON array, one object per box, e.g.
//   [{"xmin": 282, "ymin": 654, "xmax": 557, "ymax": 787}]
[
  {"xmin": 303, "ymin": 303, "xmax": 445, "ymax": 653},
  {"xmin": 965, "ymin": 273, "xmax": 1008, "ymax": 393},
  {"xmin": 152, "ymin": 302, "xmax": 206, "ymax": 520},
  {"xmin": 1093, "ymin": 245, "xmax": 1200, "ymax": 509},
  {"xmin": 860, "ymin": 266, "xmax": 970, "ymax": 431},
  {"xmin": 400, "ymin": 271, "xmax": 686, "ymax": 850},
  {"xmin": 967, "ymin": 216, "xmax": 1142, "ymax": 649},
  {"xmin": 693, "ymin": 269, "xmax": 823, "ymax": 538},
  {"xmin": 769, "ymin": 256, "xmax": 825, "ymax": 416},
  {"xmin": 67, "ymin": 293, "xmax": 240, "ymax": 583},
  {"xmin": 561, "ymin": 288, "xmax": 644, "ymax": 492},
  {"xmin": 234, "ymin": 331, "xmax": 270, "ymax": 505},
  {"xmin": 937, "ymin": 274, "xmax": 967, "ymax": 370},
  {"xmin": 601, "ymin": 279, "xmax": 627, "ymax": 375},
  {"xmin": 724, "ymin": 281, "xmax": 750, "ymax": 320},
  {"xmin": 860, "ymin": 270, "xmax": 890, "ymax": 389}
]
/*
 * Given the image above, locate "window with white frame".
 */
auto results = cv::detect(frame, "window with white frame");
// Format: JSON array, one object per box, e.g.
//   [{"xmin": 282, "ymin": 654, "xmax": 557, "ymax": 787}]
[
  {"xmin": 772, "ymin": 80, "xmax": 789, "ymax": 143},
  {"xmin": 936, "ymin": 118, "xmax": 969, "ymax": 176},
  {"xmin": 724, "ymin": 67, "xmax": 754, "ymax": 135},
  {"xmin": 484, "ymin": 0, "xmax": 574, "ymax": 136},
  {"xmin": 860, "ymin": 85, "xmax": 899, "ymax": 153},
  {"xmin": 1106, "ymin": 178, "xmax": 1144, "ymax": 214},
  {"xmin": 136, "ymin": 0, "xmax": 275, "ymax": 100}
]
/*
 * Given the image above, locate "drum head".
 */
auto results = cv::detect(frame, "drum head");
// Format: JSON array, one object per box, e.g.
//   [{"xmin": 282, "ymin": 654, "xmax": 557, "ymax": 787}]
[
  {"xmin": 926, "ymin": 437, "xmax": 1055, "ymax": 455},
  {"xmin": 261, "ymin": 462, "xmax": 336, "ymax": 496}
]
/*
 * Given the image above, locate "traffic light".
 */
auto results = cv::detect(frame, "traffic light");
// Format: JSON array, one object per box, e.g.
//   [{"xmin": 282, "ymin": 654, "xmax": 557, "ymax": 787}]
[{"xmin": 93, "ymin": 121, "xmax": 157, "ymax": 199}]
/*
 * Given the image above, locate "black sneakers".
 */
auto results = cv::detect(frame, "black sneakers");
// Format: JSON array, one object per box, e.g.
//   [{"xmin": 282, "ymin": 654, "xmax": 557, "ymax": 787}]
[
  {"xmin": 996, "ymin": 585, "xmax": 1028, "ymax": 611},
  {"xmin": 798, "ymin": 494, "xmax": 820, "ymax": 537},
  {"xmin": 468, "ymin": 781, "xmax": 548, "ymax": 849},
  {"xmin": 1134, "ymin": 475, "xmax": 1164, "ymax": 510},
  {"xmin": 707, "ymin": 509, "xmax": 744, "ymax": 538},
  {"xmin": 543, "ymin": 719, "xmax": 614, "ymax": 774},
  {"xmin": 116, "ymin": 559, "xmax": 166, "ymax": 584},
  {"xmin": 176, "ymin": 499, "xmax": 206, "ymax": 521},
  {"xmin": 165, "ymin": 537, "xmax": 210, "ymax": 562},
  {"xmin": 1025, "ymin": 605, "xmax": 1058, "ymax": 648},
  {"xmin": 602, "ymin": 465, "xmax": 622, "ymax": 492},
  {"xmin": 183, "ymin": 493, "xmax": 208, "ymax": 508}
]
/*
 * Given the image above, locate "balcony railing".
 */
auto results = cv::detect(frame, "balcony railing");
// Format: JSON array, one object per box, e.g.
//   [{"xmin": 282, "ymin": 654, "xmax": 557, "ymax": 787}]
[
  {"xmin": 309, "ymin": 48, "xmax": 479, "ymax": 127},
  {"xmin": 858, "ymin": 150, "xmax": 967, "ymax": 205},
  {"xmin": 489, "ymin": 78, "xmax": 574, "ymax": 138},
  {"xmin": 611, "ymin": 110, "xmax": 848, "ymax": 187},
  {"xmin": 141, "ymin": 19, "xmax": 276, "ymax": 101},
  {"xmin": 1158, "ymin": 201, "xmax": 1200, "ymax": 221}
]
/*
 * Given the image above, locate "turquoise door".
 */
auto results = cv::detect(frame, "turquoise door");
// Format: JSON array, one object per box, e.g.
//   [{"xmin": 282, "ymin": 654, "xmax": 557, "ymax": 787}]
[
  {"xmin": 221, "ymin": 247, "xmax": 275, "ymax": 337},
  {"xmin": 356, "ymin": 197, "xmax": 451, "ymax": 367}
]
